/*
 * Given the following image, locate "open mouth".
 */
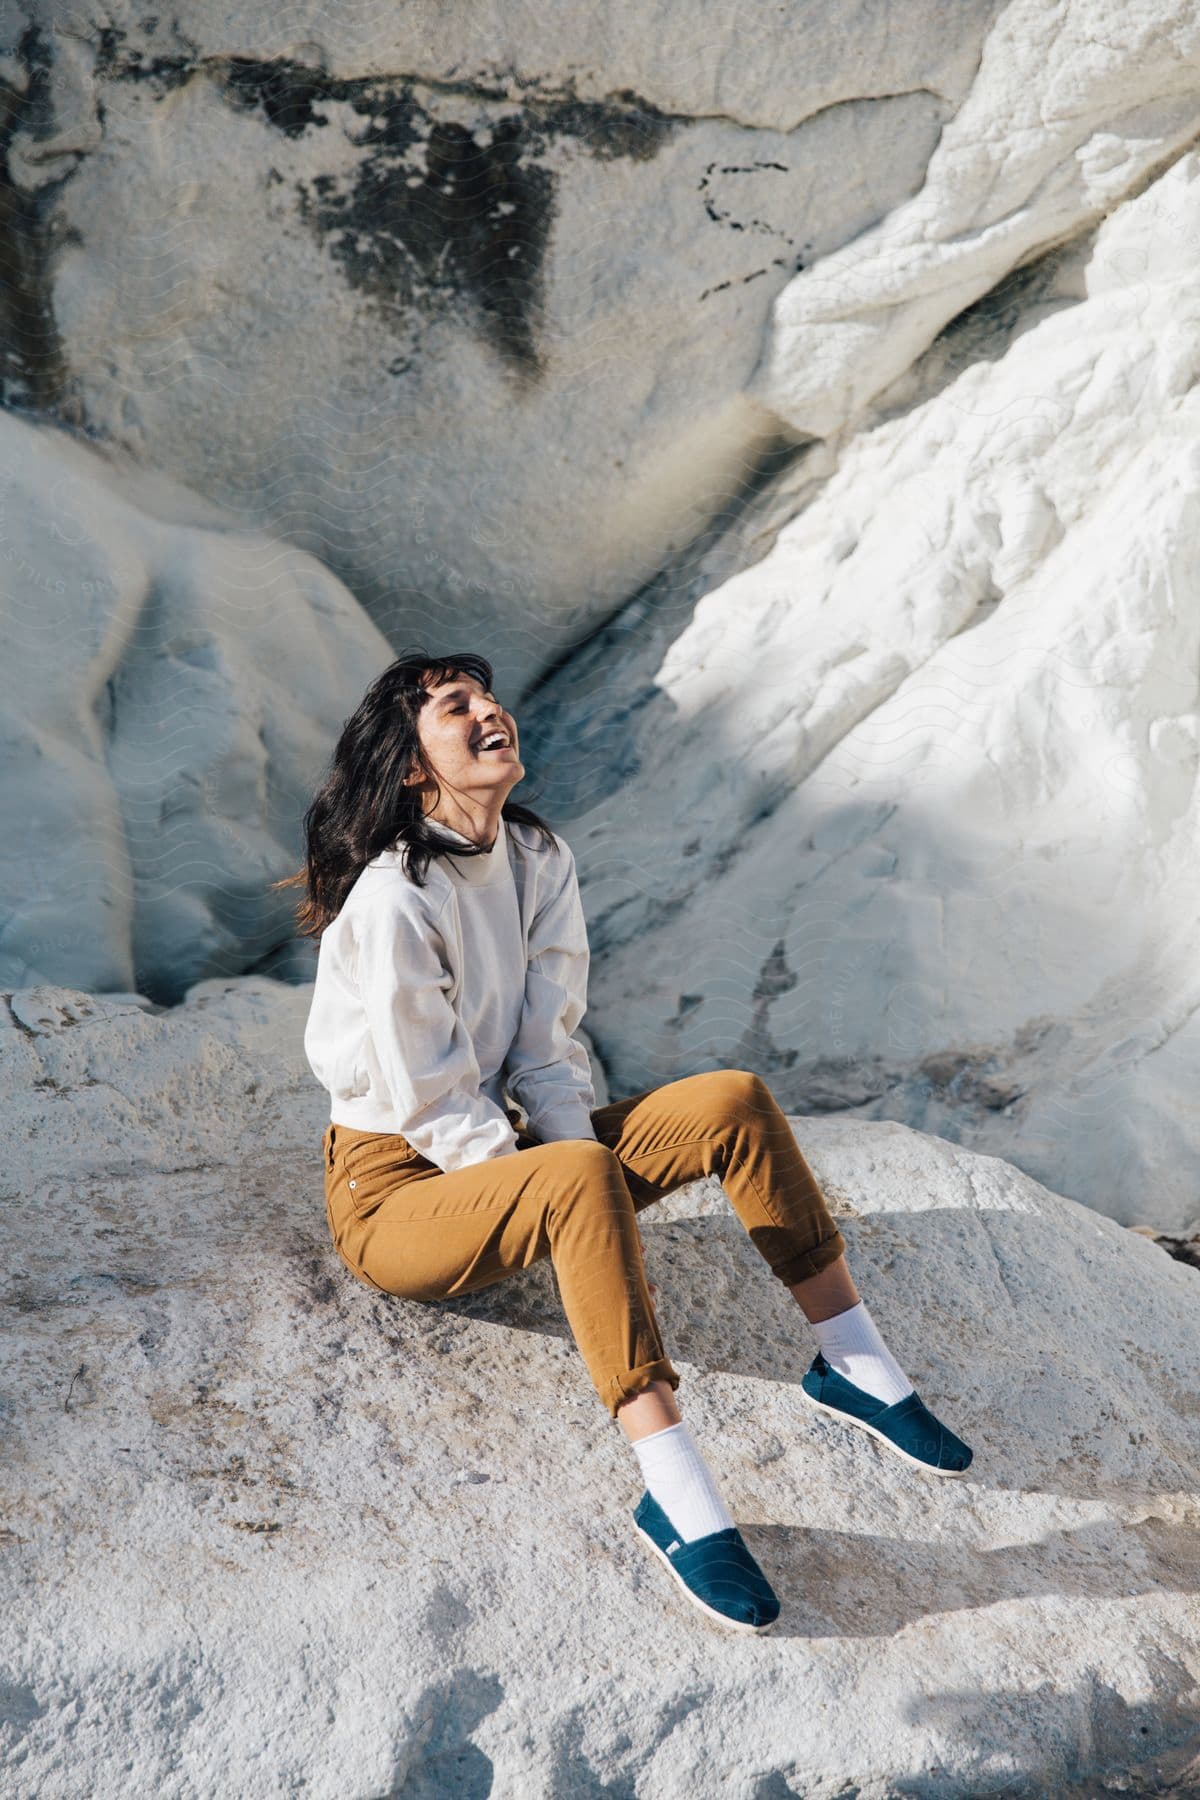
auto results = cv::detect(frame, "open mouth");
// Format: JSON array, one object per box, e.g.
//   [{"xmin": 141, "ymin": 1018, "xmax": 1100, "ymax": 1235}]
[{"xmin": 474, "ymin": 731, "xmax": 516, "ymax": 756}]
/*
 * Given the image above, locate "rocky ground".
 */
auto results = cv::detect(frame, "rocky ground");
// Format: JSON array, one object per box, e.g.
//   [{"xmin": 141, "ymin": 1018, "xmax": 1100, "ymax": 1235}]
[{"xmin": 2, "ymin": 985, "xmax": 1198, "ymax": 1797}]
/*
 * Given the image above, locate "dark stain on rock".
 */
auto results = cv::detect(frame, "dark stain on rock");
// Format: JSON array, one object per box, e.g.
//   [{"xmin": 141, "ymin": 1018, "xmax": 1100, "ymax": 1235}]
[
  {"xmin": 305, "ymin": 1258, "xmax": 339, "ymax": 1307},
  {"xmin": 217, "ymin": 60, "xmax": 674, "ymax": 375},
  {"xmin": 223, "ymin": 57, "xmax": 342, "ymax": 137},
  {"xmin": 92, "ymin": 25, "xmax": 193, "ymax": 93},
  {"xmin": 25, "ymin": 33, "xmax": 677, "ymax": 387},
  {"xmin": 753, "ymin": 937, "xmax": 798, "ymax": 1003},
  {"xmin": 300, "ymin": 98, "xmax": 554, "ymax": 375},
  {"xmin": 798, "ymin": 1053, "xmax": 892, "ymax": 1111},
  {"xmin": 1154, "ymin": 1231, "xmax": 1200, "ymax": 1270},
  {"xmin": 666, "ymin": 992, "xmax": 705, "ymax": 1031},
  {"xmin": 0, "ymin": 25, "xmax": 73, "ymax": 412},
  {"xmin": 919, "ymin": 1045, "xmax": 1024, "ymax": 1110},
  {"xmin": 536, "ymin": 88, "xmax": 675, "ymax": 163},
  {"xmin": 732, "ymin": 938, "xmax": 800, "ymax": 1073}
]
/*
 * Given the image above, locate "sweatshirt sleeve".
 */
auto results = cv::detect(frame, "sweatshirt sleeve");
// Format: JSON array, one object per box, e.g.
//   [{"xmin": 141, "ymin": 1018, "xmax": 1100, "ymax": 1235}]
[
  {"xmin": 356, "ymin": 883, "xmax": 520, "ymax": 1172},
  {"xmin": 503, "ymin": 837, "xmax": 599, "ymax": 1144}
]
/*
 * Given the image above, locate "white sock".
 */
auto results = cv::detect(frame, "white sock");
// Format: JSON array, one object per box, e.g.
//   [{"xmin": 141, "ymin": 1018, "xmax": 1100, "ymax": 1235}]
[
  {"xmin": 631, "ymin": 1420, "xmax": 735, "ymax": 1544},
  {"xmin": 811, "ymin": 1299, "xmax": 914, "ymax": 1406}
]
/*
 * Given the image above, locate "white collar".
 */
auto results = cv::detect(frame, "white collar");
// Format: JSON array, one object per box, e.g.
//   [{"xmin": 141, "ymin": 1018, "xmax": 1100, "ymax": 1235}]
[{"xmin": 432, "ymin": 819, "xmax": 512, "ymax": 889}]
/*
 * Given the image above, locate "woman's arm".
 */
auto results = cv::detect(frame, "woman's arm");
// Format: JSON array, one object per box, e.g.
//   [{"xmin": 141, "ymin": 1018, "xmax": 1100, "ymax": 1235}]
[
  {"xmin": 503, "ymin": 838, "xmax": 599, "ymax": 1144},
  {"xmin": 357, "ymin": 884, "xmax": 521, "ymax": 1171}
]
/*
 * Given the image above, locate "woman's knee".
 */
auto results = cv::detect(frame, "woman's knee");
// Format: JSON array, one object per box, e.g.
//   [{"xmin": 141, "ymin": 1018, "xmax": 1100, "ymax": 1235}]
[
  {"xmin": 537, "ymin": 1136, "xmax": 620, "ymax": 1163},
  {"xmin": 537, "ymin": 1137, "xmax": 626, "ymax": 1193},
  {"xmin": 694, "ymin": 1066, "xmax": 771, "ymax": 1116}
]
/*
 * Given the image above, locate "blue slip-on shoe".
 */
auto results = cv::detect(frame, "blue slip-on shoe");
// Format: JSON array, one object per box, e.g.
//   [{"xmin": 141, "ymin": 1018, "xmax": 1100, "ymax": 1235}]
[
  {"xmin": 632, "ymin": 1490, "xmax": 781, "ymax": 1634},
  {"xmin": 800, "ymin": 1351, "xmax": 973, "ymax": 1477}
]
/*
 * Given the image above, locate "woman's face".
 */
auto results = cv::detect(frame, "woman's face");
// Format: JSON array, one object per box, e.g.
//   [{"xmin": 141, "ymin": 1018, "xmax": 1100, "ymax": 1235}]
[{"xmin": 408, "ymin": 671, "xmax": 525, "ymax": 811}]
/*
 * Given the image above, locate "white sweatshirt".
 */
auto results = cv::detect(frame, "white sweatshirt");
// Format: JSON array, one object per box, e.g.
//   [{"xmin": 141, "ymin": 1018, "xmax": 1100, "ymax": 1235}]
[{"xmin": 302, "ymin": 816, "xmax": 599, "ymax": 1171}]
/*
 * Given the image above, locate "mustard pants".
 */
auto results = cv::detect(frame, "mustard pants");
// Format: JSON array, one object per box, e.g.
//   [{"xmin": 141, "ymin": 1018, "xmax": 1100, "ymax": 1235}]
[{"xmin": 322, "ymin": 1068, "xmax": 847, "ymax": 1420}]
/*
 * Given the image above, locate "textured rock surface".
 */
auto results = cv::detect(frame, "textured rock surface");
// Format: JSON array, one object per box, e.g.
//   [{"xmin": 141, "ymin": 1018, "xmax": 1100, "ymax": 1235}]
[
  {"xmin": 3, "ymin": 5, "xmax": 1199, "ymax": 1225},
  {"xmin": 0, "ymin": 411, "xmax": 389, "ymax": 1000},
  {"xmin": 3, "ymin": 5, "xmax": 1200, "ymax": 1790},
  {"xmin": 10, "ymin": 2, "xmax": 1197, "ymax": 695},
  {"xmin": 532, "ymin": 149, "xmax": 1200, "ymax": 1235},
  {"xmin": 34, "ymin": 43, "xmax": 946, "ymax": 681},
  {"xmin": 750, "ymin": 0, "xmax": 1200, "ymax": 437},
  {"xmin": 0, "ymin": 982, "xmax": 608, "ymax": 1193},
  {"xmin": 2, "ymin": 986, "xmax": 1198, "ymax": 1798}
]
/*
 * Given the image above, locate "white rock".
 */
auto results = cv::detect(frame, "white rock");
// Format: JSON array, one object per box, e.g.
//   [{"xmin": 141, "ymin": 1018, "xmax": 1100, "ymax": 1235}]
[
  {"xmin": 4, "ymin": 10, "xmax": 1200, "ymax": 1231},
  {"xmin": 19, "ymin": 2, "xmax": 1198, "ymax": 697},
  {"xmin": 558, "ymin": 150, "xmax": 1200, "ymax": 1235},
  {"xmin": 0, "ymin": 5, "xmax": 1006, "ymax": 695},
  {"xmin": 66, "ymin": 0, "xmax": 989, "ymax": 125},
  {"xmin": 0, "ymin": 982, "xmax": 608, "ymax": 1191},
  {"xmin": 0, "ymin": 413, "xmax": 390, "ymax": 999},
  {"xmin": 750, "ymin": 0, "xmax": 1200, "ymax": 437},
  {"xmin": 1, "ymin": 983, "xmax": 1197, "ymax": 1796}
]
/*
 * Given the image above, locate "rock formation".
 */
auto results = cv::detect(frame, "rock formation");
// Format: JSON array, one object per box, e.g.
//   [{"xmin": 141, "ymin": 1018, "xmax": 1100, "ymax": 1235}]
[
  {"xmin": 2, "ymin": 4, "xmax": 1199, "ymax": 1229},
  {"xmin": 0, "ymin": 412, "xmax": 388, "ymax": 1002},
  {"xmin": 545, "ymin": 153, "xmax": 1200, "ymax": 1235},
  {"xmin": 1, "ymin": 985, "xmax": 1197, "ymax": 1797},
  {"xmin": 2, "ymin": 35, "xmax": 1200, "ymax": 1788}
]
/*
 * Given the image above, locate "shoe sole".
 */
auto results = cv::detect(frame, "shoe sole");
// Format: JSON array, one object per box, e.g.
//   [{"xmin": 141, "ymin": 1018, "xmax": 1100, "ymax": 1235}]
[
  {"xmin": 634, "ymin": 1524, "xmax": 778, "ymax": 1635},
  {"xmin": 800, "ymin": 1390, "xmax": 972, "ymax": 1478}
]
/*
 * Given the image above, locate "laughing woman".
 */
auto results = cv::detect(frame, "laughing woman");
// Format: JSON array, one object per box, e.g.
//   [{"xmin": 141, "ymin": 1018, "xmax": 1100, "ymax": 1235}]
[{"xmin": 285, "ymin": 648, "xmax": 972, "ymax": 1635}]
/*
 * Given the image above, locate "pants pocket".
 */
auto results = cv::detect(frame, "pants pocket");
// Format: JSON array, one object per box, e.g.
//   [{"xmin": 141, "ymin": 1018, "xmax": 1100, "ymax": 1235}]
[
  {"xmin": 334, "ymin": 1130, "xmax": 425, "ymax": 1218},
  {"xmin": 324, "ymin": 1190, "xmax": 388, "ymax": 1292}
]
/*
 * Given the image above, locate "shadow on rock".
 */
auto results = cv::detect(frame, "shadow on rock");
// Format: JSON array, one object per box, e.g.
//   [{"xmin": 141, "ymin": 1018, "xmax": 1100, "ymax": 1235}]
[{"xmin": 748, "ymin": 1514, "xmax": 1200, "ymax": 1642}]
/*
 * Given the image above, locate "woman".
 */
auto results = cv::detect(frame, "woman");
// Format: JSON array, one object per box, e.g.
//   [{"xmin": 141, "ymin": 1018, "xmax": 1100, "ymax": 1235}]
[{"xmin": 287, "ymin": 648, "xmax": 972, "ymax": 1635}]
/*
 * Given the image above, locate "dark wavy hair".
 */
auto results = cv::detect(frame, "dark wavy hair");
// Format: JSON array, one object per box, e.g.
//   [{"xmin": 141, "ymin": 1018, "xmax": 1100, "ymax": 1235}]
[{"xmin": 273, "ymin": 647, "xmax": 557, "ymax": 937}]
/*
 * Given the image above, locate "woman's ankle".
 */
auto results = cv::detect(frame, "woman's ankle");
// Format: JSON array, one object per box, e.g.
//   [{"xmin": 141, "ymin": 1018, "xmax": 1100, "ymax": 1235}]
[
  {"xmin": 786, "ymin": 1252, "xmax": 861, "ymax": 1323},
  {"xmin": 616, "ymin": 1379, "xmax": 682, "ymax": 1442},
  {"xmin": 630, "ymin": 1416, "xmax": 734, "ymax": 1542}
]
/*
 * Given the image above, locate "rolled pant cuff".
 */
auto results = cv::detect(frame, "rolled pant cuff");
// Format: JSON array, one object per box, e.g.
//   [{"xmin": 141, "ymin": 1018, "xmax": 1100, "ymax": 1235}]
[
  {"xmin": 772, "ymin": 1228, "xmax": 847, "ymax": 1286},
  {"xmin": 604, "ymin": 1357, "xmax": 681, "ymax": 1421}
]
